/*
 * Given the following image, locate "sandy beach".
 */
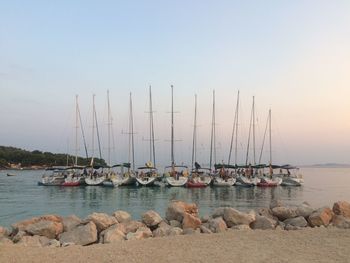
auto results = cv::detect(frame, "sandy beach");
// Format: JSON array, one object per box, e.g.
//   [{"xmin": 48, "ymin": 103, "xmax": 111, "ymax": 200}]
[{"xmin": 1, "ymin": 228, "xmax": 349, "ymax": 263}]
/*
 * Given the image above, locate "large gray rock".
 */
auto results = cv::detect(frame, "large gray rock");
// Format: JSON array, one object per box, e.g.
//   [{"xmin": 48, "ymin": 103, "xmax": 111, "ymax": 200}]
[
  {"xmin": 86, "ymin": 213, "xmax": 118, "ymax": 232},
  {"xmin": 296, "ymin": 204, "xmax": 314, "ymax": 218},
  {"xmin": 223, "ymin": 208, "xmax": 256, "ymax": 227},
  {"xmin": 62, "ymin": 215, "xmax": 82, "ymax": 232},
  {"xmin": 59, "ymin": 221, "xmax": 97, "ymax": 246},
  {"xmin": 251, "ymin": 215, "xmax": 277, "ymax": 230},
  {"xmin": 126, "ymin": 227, "xmax": 152, "ymax": 240},
  {"xmin": 112, "ymin": 211, "xmax": 132, "ymax": 223},
  {"xmin": 165, "ymin": 201, "xmax": 198, "ymax": 222},
  {"xmin": 284, "ymin": 216, "xmax": 308, "ymax": 227},
  {"xmin": 332, "ymin": 215, "xmax": 350, "ymax": 229},
  {"xmin": 208, "ymin": 217, "xmax": 227, "ymax": 233},
  {"xmin": 100, "ymin": 224, "xmax": 126, "ymax": 243},
  {"xmin": 308, "ymin": 207, "xmax": 333, "ymax": 227},
  {"xmin": 142, "ymin": 210, "xmax": 163, "ymax": 228},
  {"xmin": 25, "ymin": 220, "xmax": 63, "ymax": 239},
  {"xmin": 271, "ymin": 207, "xmax": 298, "ymax": 221},
  {"xmin": 333, "ymin": 201, "xmax": 350, "ymax": 218},
  {"xmin": 17, "ymin": 235, "xmax": 50, "ymax": 247}
]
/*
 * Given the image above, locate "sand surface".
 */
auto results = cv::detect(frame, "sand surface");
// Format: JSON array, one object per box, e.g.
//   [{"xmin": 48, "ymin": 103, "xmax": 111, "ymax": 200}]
[{"xmin": 1, "ymin": 228, "xmax": 349, "ymax": 263}]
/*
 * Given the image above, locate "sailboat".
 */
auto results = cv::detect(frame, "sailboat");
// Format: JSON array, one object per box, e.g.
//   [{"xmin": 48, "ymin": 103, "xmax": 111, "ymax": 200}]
[
  {"xmin": 279, "ymin": 165, "xmax": 304, "ymax": 186},
  {"xmin": 111, "ymin": 93, "xmax": 137, "ymax": 186},
  {"xmin": 235, "ymin": 96, "xmax": 259, "ymax": 187},
  {"xmin": 186, "ymin": 94, "xmax": 211, "ymax": 188},
  {"xmin": 211, "ymin": 90, "xmax": 236, "ymax": 186},
  {"xmin": 165, "ymin": 85, "xmax": 189, "ymax": 187},
  {"xmin": 85, "ymin": 94, "xmax": 106, "ymax": 186},
  {"xmin": 257, "ymin": 109, "xmax": 282, "ymax": 187},
  {"xmin": 136, "ymin": 86, "xmax": 159, "ymax": 186}
]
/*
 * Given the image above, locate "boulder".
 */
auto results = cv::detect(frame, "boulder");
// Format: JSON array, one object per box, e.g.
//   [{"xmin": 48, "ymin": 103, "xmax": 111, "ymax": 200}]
[
  {"xmin": 208, "ymin": 217, "xmax": 227, "ymax": 233},
  {"xmin": 308, "ymin": 207, "xmax": 333, "ymax": 227},
  {"xmin": 258, "ymin": 208, "xmax": 276, "ymax": 220},
  {"xmin": 100, "ymin": 224, "xmax": 126, "ymax": 243},
  {"xmin": 12, "ymin": 215, "xmax": 62, "ymax": 233},
  {"xmin": 142, "ymin": 210, "xmax": 163, "ymax": 228},
  {"xmin": 182, "ymin": 213, "xmax": 201, "ymax": 229},
  {"xmin": 271, "ymin": 207, "xmax": 297, "ymax": 221},
  {"xmin": 25, "ymin": 220, "xmax": 63, "ymax": 239},
  {"xmin": 284, "ymin": 216, "xmax": 308, "ymax": 227},
  {"xmin": 200, "ymin": 225, "xmax": 213, "ymax": 234},
  {"xmin": 296, "ymin": 204, "xmax": 314, "ymax": 218},
  {"xmin": 270, "ymin": 200, "xmax": 284, "ymax": 210},
  {"xmin": 251, "ymin": 215, "xmax": 277, "ymax": 230},
  {"xmin": 12, "ymin": 230, "xmax": 28, "ymax": 243},
  {"xmin": 201, "ymin": 215, "xmax": 210, "ymax": 223},
  {"xmin": 165, "ymin": 201, "xmax": 198, "ymax": 222},
  {"xmin": 122, "ymin": 221, "xmax": 146, "ymax": 234},
  {"xmin": 223, "ymin": 208, "xmax": 256, "ymax": 227},
  {"xmin": 17, "ymin": 235, "xmax": 50, "ymax": 247},
  {"xmin": 153, "ymin": 226, "xmax": 170, "ymax": 238},
  {"xmin": 126, "ymin": 227, "xmax": 152, "ymax": 240},
  {"xmin": 333, "ymin": 201, "xmax": 350, "ymax": 218},
  {"xmin": 167, "ymin": 227, "xmax": 183, "ymax": 236},
  {"xmin": 211, "ymin": 207, "xmax": 226, "ymax": 218},
  {"xmin": 169, "ymin": 220, "xmax": 181, "ymax": 228},
  {"xmin": 86, "ymin": 213, "xmax": 118, "ymax": 232},
  {"xmin": 62, "ymin": 215, "xmax": 82, "ymax": 232},
  {"xmin": 332, "ymin": 215, "xmax": 350, "ymax": 229},
  {"xmin": 59, "ymin": 221, "xmax": 97, "ymax": 246},
  {"xmin": 112, "ymin": 211, "xmax": 132, "ymax": 223}
]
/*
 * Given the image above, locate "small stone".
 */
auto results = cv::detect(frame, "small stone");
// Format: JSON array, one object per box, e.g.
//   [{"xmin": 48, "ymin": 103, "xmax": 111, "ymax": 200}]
[
  {"xmin": 201, "ymin": 215, "xmax": 210, "ymax": 223},
  {"xmin": 12, "ymin": 230, "xmax": 27, "ymax": 243},
  {"xmin": 284, "ymin": 216, "xmax": 308, "ymax": 227},
  {"xmin": 230, "ymin": 224, "xmax": 251, "ymax": 230},
  {"xmin": 48, "ymin": 239, "xmax": 61, "ymax": 247},
  {"xmin": 167, "ymin": 227, "xmax": 183, "ymax": 236},
  {"xmin": 208, "ymin": 217, "xmax": 227, "ymax": 233},
  {"xmin": 200, "ymin": 225, "xmax": 213, "ymax": 234},
  {"xmin": 126, "ymin": 227, "xmax": 152, "ymax": 240}
]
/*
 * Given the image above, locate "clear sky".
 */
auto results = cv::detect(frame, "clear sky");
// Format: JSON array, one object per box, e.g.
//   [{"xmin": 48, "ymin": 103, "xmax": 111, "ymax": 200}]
[{"xmin": 0, "ymin": 1, "xmax": 349, "ymax": 166}]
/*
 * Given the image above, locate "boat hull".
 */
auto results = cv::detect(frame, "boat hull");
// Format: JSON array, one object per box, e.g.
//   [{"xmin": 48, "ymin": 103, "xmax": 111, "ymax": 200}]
[
  {"xmin": 186, "ymin": 181, "xmax": 206, "ymax": 188},
  {"xmin": 257, "ymin": 177, "xmax": 282, "ymax": 187},
  {"xmin": 136, "ymin": 176, "xmax": 157, "ymax": 186},
  {"xmin": 213, "ymin": 177, "xmax": 236, "ymax": 186},
  {"xmin": 85, "ymin": 177, "xmax": 105, "ymax": 186},
  {"xmin": 166, "ymin": 176, "xmax": 188, "ymax": 187},
  {"xmin": 235, "ymin": 176, "xmax": 256, "ymax": 187},
  {"xmin": 281, "ymin": 177, "xmax": 304, "ymax": 186},
  {"xmin": 62, "ymin": 181, "xmax": 80, "ymax": 186}
]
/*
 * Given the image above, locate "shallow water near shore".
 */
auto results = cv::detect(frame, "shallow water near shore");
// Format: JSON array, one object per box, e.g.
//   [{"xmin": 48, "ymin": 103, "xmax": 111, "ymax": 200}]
[{"xmin": 0, "ymin": 167, "xmax": 350, "ymax": 227}]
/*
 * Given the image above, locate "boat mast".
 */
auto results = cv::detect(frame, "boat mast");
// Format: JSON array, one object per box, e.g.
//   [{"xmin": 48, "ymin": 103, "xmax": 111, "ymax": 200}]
[
  {"xmin": 245, "ymin": 97, "xmax": 254, "ymax": 166},
  {"xmin": 94, "ymin": 97, "xmax": 103, "ymax": 162},
  {"xmin": 107, "ymin": 90, "xmax": 111, "ymax": 167},
  {"xmin": 75, "ymin": 95, "xmax": 79, "ymax": 166},
  {"xmin": 258, "ymin": 111, "xmax": 269, "ymax": 165},
  {"xmin": 209, "ymin": 90, "xmax": 216, "ymax": 171},
  {"xmin": 77, "ymin": 97, "xmax": 89, "ymax": 163},
  {"xmin": 269, "ymin": 109, "xmax": 272, "ymax": 167},
  {"xmin": 171, "ymin": 85, "xmax": 175, "ymax": 169},
  {"xmin": 149, "ymin": 86, "xmax": 156, "ymax": 167},
  {"xmin": 228, "ymin": 90, "xmax": 239, "ymax": 166},
  {"xmin": 91, "ymin": 94, "xmax": 95, "ymax": 166},
  {"xmin": 252, "ymin": 96, "xmax": 256, "ymax": 166},
  {"xmin": 191, "ymin": 94, "xmax": 197, "ymax": 171},
  {"xmin": 129, "ymin": 93, "xmax": 135, "ymax": 171}
]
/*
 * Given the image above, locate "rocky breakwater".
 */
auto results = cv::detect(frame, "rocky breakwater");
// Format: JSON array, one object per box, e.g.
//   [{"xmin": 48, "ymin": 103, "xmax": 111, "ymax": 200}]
[{"xmin": 1, "ymin": 200, "xmax": 350, "ymax": 247}]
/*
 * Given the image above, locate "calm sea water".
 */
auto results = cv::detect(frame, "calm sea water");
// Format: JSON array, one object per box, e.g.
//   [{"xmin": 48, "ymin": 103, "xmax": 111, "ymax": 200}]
[{"xmin": 0, "ymin": 167, "xmax": 350, "ymax": 227}]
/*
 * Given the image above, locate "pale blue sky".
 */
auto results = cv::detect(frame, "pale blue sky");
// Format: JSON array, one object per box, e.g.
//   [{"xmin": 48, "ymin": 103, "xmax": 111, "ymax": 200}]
[{"xmin": 0, "ymin": 1, "xmax": 349, "ymax": 166}]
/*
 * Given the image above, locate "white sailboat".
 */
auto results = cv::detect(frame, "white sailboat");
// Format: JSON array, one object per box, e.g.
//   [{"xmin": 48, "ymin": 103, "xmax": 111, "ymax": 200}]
[
  {"xmin": 165, "ymin": 85, "xmax": 189, "ymax": 187},
  {"xmin": 211, "ymin": 90, "xmax": 235, "ymax": 186},
  {"xmin": 187, "ymin": 94, "xmax": 211, "ymax": 187},
  {"xmin": 85, "ymin": 94, "xmax": 106, "ymax": 186},
  {"xmin": 136, "ymin": 86, "xmax": 159, "ymax": 187},
  {"xmin": 111, "ymin": 93, "xmax": 136, "ymax": 186}
]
